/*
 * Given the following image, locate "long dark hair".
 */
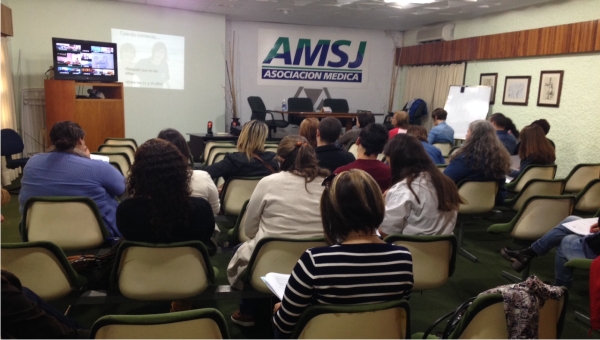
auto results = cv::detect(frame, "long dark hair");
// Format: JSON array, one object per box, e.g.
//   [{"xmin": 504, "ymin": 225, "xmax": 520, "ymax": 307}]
[
  {"xmin": 127, "ymin": 139, "xmax": 192, "ymax": 238},
  {"xmin": 518, "ymin": 125, "xmax": 555, "ymax": 164},
  {"xmin": 384, "ymin": 134, "xmax": 462, "ymax": 211},
  {"xmin": 277, "ymin": 135, "xmax": 329, "ymax": 190},
  {"xmin": 157, "ymin": 128, "xmax": 191, "ymax": 164}
]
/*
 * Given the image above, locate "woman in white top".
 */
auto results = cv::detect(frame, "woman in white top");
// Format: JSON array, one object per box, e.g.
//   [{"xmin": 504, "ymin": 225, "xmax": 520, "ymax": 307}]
[
  {"xmin": 227, "ymin": 135, "xmax": 329, "ymax": 326},
  {"xmin": 157, "ymin": 128, "xmax": 220, "ymax": 214},
  {"xmin": 379, "ymin": 134, "xmax": 462, "ymax": 237}
]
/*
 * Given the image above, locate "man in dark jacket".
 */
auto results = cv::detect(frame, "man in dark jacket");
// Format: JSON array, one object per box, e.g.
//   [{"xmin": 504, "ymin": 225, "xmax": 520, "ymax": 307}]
[{"xmin": 315, "ymin": 117, "xmax": 355, "ymax": 172}]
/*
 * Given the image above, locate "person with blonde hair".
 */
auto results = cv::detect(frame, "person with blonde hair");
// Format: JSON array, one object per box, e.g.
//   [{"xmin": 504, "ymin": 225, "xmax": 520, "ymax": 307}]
[
  {"xmin": 298, "ymin": 117, "xmax": 319, "ymax": 148},
  {"xmin": 272, "ymin": 169, "xmax": 413, "ymax": 337},
  {"xmin": 203, "ymin": 120, "xmax": 278, "ymax": 182},
  {"xmin": 388, "ymin": 110, "xmax": 410, "ymax": 140},
  {"xmin": 228, "ymin": 135, "xmax": 329, "ymax": 327},
  {"xmin": 379, "ymin": 134, "xmax": 461, "ymax": 237},
  {"xmin": 444, "ymin": 119, "xmax": 511, "ymax": 204}
]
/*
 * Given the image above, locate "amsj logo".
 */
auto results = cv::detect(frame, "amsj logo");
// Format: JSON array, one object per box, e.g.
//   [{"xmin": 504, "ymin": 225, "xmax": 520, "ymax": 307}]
[{"xmin": 260, "ymin": 37, "xmax": 367, "ymax": 83}]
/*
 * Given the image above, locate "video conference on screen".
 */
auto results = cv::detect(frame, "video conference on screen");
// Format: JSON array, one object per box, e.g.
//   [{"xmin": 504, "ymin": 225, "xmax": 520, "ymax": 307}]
[
  {"xmin": 111, "ymin": 29, "xmax": 185, "ymax": 90},
  {"xmin": 55, "ymin": 43, "xmax": 115, "ymax": 77}
]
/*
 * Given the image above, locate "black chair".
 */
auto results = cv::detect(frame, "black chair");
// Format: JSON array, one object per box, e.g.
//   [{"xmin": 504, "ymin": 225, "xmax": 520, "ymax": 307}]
[
  {"xmin": 1, "ymin": 129, "xmax": 29, "ymax": 170},
  {"xmin": 247, "ymin": 96, "xmax": 289, "ymax": 138},
  {"xmin": 323, "ymin": 98, "xmax": 351, "ymax": 128},
  {"xmin": 287, "ymin": 97, "xmax": 314, "ymax": 125}
]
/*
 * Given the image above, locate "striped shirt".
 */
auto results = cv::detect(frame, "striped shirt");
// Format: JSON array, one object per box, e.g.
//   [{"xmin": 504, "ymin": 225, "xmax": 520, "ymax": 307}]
[{"xmin": 273, "ymin": 243, "xmax": 413, "ymax": 334}]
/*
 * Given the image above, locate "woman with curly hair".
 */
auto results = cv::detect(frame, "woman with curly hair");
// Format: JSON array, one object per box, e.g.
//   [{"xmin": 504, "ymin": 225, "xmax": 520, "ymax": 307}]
[
  {"xmin": 509, "ymin": 124, "xmax": 555, "ymax": 178},
  {"xmin": 157, "ymin": 128, "xmax": 220, "ymax": 215},
  {"xmin": 203, "ymin": 120, "xmax": 278, "ymax": 182},
  {"xmin": 116, "ymin": 138, "xmax": 215, "ymax": 245},
  {"xmin": 228, "ymin": 135, "xmax": 329, "ymax": 327},
  {"xmin": 444, "ymin": 120, "xmax": 511, "ymax": 204},
  {"xmin": 379, "ymin": 134, "xmax": 461, "ymax": 237}
]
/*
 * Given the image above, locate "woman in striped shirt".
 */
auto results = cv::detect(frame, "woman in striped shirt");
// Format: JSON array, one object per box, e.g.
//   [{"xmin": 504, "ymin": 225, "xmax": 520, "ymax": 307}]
[{"xmin": 272, "ymin": 169, "xmax": 414, "ymax": 338}]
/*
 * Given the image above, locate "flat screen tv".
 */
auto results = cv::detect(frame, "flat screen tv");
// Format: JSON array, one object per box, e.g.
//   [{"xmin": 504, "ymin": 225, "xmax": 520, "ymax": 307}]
[{"xmin": 52, "ymin": 37, "xmax": 118, "ymax": 82}]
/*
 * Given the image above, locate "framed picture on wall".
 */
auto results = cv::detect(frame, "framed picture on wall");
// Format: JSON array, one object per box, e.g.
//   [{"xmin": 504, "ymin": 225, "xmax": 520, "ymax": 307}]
[
  {"xmin": 479, "ymin": 73, "xmax": 498, "ymax": 104},
  {"xmin": 502, "ymin": 76, "xmax": 531, "ymax": 106},
  {"xmin": 537, "ymin": 70, "xmax": 564, "ymax": 107}
]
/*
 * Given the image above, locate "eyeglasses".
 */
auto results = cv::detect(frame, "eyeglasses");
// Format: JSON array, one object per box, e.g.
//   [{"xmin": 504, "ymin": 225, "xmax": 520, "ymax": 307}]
[{"xmin": 321, "ymin": 173, "xmax": 337, "ymax": 188}]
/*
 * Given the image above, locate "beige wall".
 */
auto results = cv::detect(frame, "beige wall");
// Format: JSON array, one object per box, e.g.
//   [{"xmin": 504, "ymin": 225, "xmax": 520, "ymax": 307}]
[
  {"xmin": 397, "ymin": 0, "xmax": 600, "ymax": 177},
  {"xmin": 5, "ymin": 0, "xmax": 226, "ymax": 143}
]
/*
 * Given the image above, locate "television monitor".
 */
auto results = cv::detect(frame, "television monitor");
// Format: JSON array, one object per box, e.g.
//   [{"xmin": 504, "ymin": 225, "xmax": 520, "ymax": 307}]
[{"xmin": 52, "ymin": 37, "xmax": 118, "ymax": 82}]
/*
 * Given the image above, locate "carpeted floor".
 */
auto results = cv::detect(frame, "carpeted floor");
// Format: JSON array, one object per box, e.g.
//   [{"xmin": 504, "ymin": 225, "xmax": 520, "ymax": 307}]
[{"xmin": 1, "ymin": 181, "xmax": 597, "ymax": 339}]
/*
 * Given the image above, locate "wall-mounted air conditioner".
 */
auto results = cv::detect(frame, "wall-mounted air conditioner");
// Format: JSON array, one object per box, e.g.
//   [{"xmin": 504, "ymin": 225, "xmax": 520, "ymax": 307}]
[{"xmin": 416, "ymin": 24, "xmax": 455, "ymax": 44}]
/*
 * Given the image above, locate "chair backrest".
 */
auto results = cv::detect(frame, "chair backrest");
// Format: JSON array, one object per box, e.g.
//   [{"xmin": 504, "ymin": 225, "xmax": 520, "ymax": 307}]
[
  {"xmin": 437, "ymin": 164, "xmax": 448, "ymax": 172},
  {"xmin": 22, "ymin": 196, "xmax": 109, "ymax": 251},
  {"xmin": 110, "ymin": 241, "xmax": 215, "ymax": 301},
  {"xmin": 432, "ymin": 142, "xmax": 453, "ymax": 156},
  {"xmin": 511, "ymin": 195, "xmax": 575, "ymax": 240},
  {"xmin": 264, "ymin": 145, "xmax": 278, "ymax": 154},
  {"xmin": 1, "ymin": 241, "xmax": 85, "ymax": 301},
  {"xmin": 0, "ymin": 128, "xmax": 25, "ymax": 157},
  {"xmin": 449, "ymin": 146, "xmax": 460, "ymax": 156},
  {"xmin": 221, "ymin": 177, "xmax": 263, "ymax": 216},
  {"xmin": 323, "ymin": 98, "xmax": 349, "ymax": 113},
  {"xmin": 230, "ymin": 200, "xmax": 251, "ymax": 243},
  {"xmin": 97, "ymin": 144, "xmax": 135, "ymax": 165},
  {"xmin": 92, "ymin": 152, "xmax": 131, "ymax": 178},
  {"xmin": 508, "ymin": 165, "xmax": 557, "ymax": 193},
  {"xmin": 458, "ymin": 181, "xmax": 498, "ymax": 215},
  {"xmin": 291, "ymin": 300, "xmax": 410, "ymax": 339},
  {"xmin": 385, "ymin": 234, "xmax": 456, "ymax": 291},
  {"xmin": 348, "ymin": 142, "xmax": 358, "ymax": 159},
  {"xmin": 575, "ymin": 178, "xmax": 600, "ymax": 213},
  {"xmin": 103, "ymin": 138, "xmax": 138, "ymax": 151},
  {"xmin": 288, "ymin": 97, "xmax": 314, "ymax": 112},
  {"xmin": 248, "ymin": 96, "xmax": 267, "ymax": 121},
  {"xmin": 564, "ymin": 163, "xmax": 600, "ymax": 193},
  {"xmin": 245, "ymin": 237, "xmax": 328, "ymax": 294},
  {"xmin": 206, "ymin": 147, "xmax": 235, "ymax": 166},
  {"xmin": 91, "ymin": 308, "xmax": 230, "ymax": 339},
  {"xmin": 449, "ymin": 289, "xmax": 567, "ymax": 339},
  {"xmin": 508, "ymin": 179, "xmax": 565, "ymax": 211},
  {"xmin": 203, "ymin": 141, "xmax": 235, "ymax": 162}
]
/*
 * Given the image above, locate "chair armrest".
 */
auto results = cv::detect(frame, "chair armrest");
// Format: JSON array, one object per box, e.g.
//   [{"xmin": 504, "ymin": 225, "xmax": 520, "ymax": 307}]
[
  {"xmin": 564, "ymin": 258, "xmax": 593, "ymax": 270},
  {"xmin": 487, "ymin": 222, "xmax": 513, "ymax": 234}
]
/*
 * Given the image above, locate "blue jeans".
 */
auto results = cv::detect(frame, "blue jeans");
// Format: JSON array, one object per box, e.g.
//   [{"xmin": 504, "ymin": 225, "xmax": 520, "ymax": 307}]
[{"xmin": 530, "ymin": 216, "xmax": 595, "ymax": 287}]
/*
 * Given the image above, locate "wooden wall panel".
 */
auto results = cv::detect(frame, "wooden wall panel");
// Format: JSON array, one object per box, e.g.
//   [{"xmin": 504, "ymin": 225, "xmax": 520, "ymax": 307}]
[
  {"xmin": 398, "ymin": 19, "xmax": 600, "ymax": 66},
  {"xmin": 1, "ymin": 4, "xmax": 13, "ymax": 37}
]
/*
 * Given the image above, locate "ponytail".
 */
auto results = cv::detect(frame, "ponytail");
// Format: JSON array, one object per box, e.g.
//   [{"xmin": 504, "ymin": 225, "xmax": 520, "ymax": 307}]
[{"xmin": 278, "ymin": 135, "xmax": 330, "ymax": 190}]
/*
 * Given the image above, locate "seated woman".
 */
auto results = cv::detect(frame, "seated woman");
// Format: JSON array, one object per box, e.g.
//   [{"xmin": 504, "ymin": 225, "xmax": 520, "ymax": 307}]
[
  {"xmin": 388, "ymin": 110, "xmax": 410, "ymax": 140},
  {"xmin": 407, "ymin": 125, "xmax": 445, "ymax": 165},
  {"xmin": 203, "ymin": 120, "xmax": 278, "ymax": 182},
  {"xmin": 379, "ymin": 134, "xmax": 461, "ymax": 237},
  {"xmin": 273, "ymin": 169, "xmax": 413, "ymax": 338},
  {"xmin": 19, "ymin": 121, "xmax": 125, "ymax": 238},
  {"xmin": 157, "ymin": 128, "xmax": 220, "ymax": 215},
  {"xmin": 228, "ymin": 135, "xmax": 329, "ymax": 326},
  {"xmin": 509, "ymin": 124, "xmax": 555, "ymax": 178},
  {"xmin": 299, "ymin": 118, "xmax": 319, "ymax": 148},
  {"xmin": 116, "ymin": 139, "xmax": 215, "ymax": 245},
  {"xmin": 338, "ymin": 111, "xmax": 375, "ymax": 148},
  {"xmin": 444, "ymin": 120, "xmax": 511, "ymax": 204},
  {"xmin": 501, "ymin": 216, "xmax": 599, "ymax": 288}
]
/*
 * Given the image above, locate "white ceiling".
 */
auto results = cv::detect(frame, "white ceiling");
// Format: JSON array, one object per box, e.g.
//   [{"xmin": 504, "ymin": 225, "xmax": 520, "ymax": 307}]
[{"xmin": 107, "ymin": 0, "xmax": 562, "ymax": 31}]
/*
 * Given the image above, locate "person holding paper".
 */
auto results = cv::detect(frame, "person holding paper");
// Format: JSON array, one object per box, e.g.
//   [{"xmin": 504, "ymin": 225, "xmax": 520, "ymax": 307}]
[
  {"xmin": 501, "ymin": 216, "xmax": 600, "ymax": 287},
  {"xmin": 272, "ymin": 169, "xmax": 413, "ymax": 338}
]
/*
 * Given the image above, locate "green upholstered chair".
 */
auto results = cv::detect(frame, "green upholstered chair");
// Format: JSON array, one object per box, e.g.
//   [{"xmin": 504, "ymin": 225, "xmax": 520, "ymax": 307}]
[
  {"xmin": 220, "ymin": 176, "xmax": 263, "ymax": 218},
  {"xmin": 202, "ymin": 141, "xmax": 235, "ymax": 164},
  {"xmin": 384, "ymin": 234, "xmax": 456, "ymax": 291},
  {"xmin": 227, "ymin": 199, "xmax": 251, "ymax": 243},
  {"xmin": 565, "ymin": 258, "xmax": 594, "ymax": 326},
  {"xmin": 243, "ymin": 237, "xmax": 328, "ymax": 294},
  {"xmin": 563, "ymin": 163, "xmax": 600, "ymax": 193},
  {"xmin": 110, "ymin": 241, "xmax": 216, "ymax": 301},
  {"xmin": 503, "ymin": 179, "xmax": 565, "ymax": 211},
  {"xmin": 289, "ymin": 299, "xmax": 410, "ymax": 339},
  {"xmin": 21, "ymin": 196, "xmax": 110, "ymax": 251},
  {"xmin": 103, "ymin": 137, "xmax": 138, "ymax": 151},
  {"xmin": 506, "ymin": 164, "xmax": 557, "ymax": 193},
  {"xmin": 488, "ymin": 195, "xmax": 575, "ymax": 281},
  {"xmin": 432, "ymin": 142, "xmax": 453, "ymax": 156},
  {"xmin": 1, "ymin": 241, "xmax": 86, "ymax": 301},
  {"xmin": 205, "ymin": 146, "xmax": 236, "ymax": 166},
  {"xmin": 90, "ymin": 308, "xmax": 230, "ymax": 339},
  {"xmin": 574, "ymin": 178, "xmax": 600, "ymax": 214}
]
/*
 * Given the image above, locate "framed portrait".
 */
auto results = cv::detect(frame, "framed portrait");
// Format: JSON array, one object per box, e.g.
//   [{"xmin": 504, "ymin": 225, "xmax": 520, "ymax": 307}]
[
  {"xmin": 502, "ymin": 76, "xmax": 531, "ymax": 106},
  {"xmin": 537, "ymin": 70, "xmax": 564, "ymax": 107},
  {"xmin": 479, "ymin": 73, "xmax": 498, "ymax": 104}
]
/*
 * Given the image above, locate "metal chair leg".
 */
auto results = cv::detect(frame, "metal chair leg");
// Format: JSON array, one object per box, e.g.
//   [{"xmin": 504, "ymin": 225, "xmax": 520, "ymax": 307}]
[{"xmin": 457, "ymin": 221, "xmax": 477, "ymax": 262}]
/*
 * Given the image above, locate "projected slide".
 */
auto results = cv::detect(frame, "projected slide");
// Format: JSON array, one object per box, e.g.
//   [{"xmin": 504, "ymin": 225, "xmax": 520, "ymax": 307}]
[{"xmin": 111, "ymin": 29, "xmax": 184, "ymax": 89}]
